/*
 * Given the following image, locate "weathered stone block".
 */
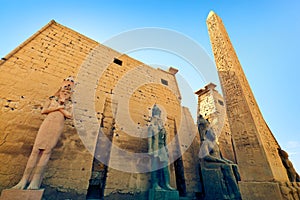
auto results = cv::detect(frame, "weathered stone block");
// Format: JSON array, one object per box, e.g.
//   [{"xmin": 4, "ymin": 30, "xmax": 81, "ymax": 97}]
[
  {"xmin": 239, "ymin": 182, "xmax": 283, "ymax": 200},
  {"xmin": 148, "ymin": 188, "xmax": 179, "ymax": 200},
  {"xmin": 0, "ymin": 189, "xmax": 44, "ymax": 200}
]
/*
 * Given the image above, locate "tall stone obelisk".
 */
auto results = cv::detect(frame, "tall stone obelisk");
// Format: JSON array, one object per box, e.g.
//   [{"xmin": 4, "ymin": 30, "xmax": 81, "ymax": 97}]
[{"xmin": 206, "ymin": 11, "xmax": 289, "ymax": 199}]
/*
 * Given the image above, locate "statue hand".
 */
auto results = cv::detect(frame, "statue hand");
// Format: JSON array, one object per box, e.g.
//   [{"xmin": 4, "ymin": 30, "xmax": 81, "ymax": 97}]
[
  {"xmin": 223, "ymin": 159, "xmax": 234, "ymax": 164},
  {"xmin": 58, "ymin": 105, "xmax": 65, "ymax": 109},
  {"xmin": 217, "ymin": 159, "xmax": 227, "ymax": 164}
]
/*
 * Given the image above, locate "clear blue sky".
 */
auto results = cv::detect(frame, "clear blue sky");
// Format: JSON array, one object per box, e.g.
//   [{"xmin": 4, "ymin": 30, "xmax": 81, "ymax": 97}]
[{"xmin": 1, "ymin": 0, "xmax": 299, "ymax": 172}]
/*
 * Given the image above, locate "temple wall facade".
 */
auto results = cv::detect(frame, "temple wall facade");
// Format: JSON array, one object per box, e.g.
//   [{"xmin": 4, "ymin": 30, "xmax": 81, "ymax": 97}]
[{"xmin": 0, "ymin": 20, "xmax": 200, "ymax": 199}]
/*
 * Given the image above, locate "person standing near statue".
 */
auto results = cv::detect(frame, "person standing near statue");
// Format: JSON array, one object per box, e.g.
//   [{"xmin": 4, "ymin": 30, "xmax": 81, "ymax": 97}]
[
  {"xmin": 148, "ymin": 104, "xmax": 175, "ymax": 191},
  {"xmin": 12, "ymin": 77, "xmax": 74, "ymax": 190}
]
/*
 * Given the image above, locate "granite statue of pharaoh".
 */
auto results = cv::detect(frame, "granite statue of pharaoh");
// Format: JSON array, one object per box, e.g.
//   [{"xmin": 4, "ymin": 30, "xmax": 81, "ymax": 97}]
[
  {"xmin": 148, "ymin": 104, "xmax": 175, "ymax": 191},
  {"xmin": 13, "ymin": 77, "xmax": 74, "ymax": 190},
  {"xmin": 198, "ymin": 114, "xmax": 241, "ymax": 199}
]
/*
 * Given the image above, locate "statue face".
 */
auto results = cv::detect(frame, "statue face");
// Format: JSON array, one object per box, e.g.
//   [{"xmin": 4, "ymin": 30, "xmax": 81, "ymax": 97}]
[
  {"xmin": 152, "ymin": 104, "xmax": 161, "ymax": 118},
  {"xmin": 59, "ymin": 89, "xmax": 71, "ymax": 103}
]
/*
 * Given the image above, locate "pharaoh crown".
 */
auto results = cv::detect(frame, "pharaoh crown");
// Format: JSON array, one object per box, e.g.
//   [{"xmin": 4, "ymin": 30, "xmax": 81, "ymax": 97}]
[
  {"xmin": 61, "ymin": 76, "xmax": 75, "ymax": 91},
  {"xmin": 152, "ymin": 104, "xmax": 161, "ymax": 118}
]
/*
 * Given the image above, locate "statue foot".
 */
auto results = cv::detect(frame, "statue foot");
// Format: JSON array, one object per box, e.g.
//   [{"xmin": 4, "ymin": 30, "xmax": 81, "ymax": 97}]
[
  {"xmin": 12, "ymin": 180, "xmax": 27, "ymax": 190},
  {"xmin": 27, "ymin": 182, "xmax": 40, "ymax": 190},
  {"xmin": 152, "ymin": 183, "xmax": 163, "ymax": 190},
  {"xmin": 164, "ymin": 184, "xmax": 176, "ymax": 191},
  {"xmin": 230, "ymin": 193, "xmax": 241, "ymax": 200}
]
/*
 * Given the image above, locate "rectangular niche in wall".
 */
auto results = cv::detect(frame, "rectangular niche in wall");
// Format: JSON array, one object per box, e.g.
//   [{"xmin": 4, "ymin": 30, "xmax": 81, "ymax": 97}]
[
  {"xmin": 113, "ymin": 58, "xmax": 123, "ymax": 66},
  {"xmin": 161, "ymin": 79, "xmax": 168, "ymax": 86}
]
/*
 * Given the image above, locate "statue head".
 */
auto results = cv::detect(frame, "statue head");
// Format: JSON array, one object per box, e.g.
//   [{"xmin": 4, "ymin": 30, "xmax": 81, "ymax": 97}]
[
  {"xmin": 151, "ymin": 104, "xmax": 161, "ymax": 118},
  {"xmin": 61, "ymin": 76, "xmax": 75, "ymax": 91},
  {"xmin": 54, "ymin": 76, "xmax": 75, "ymax": 104},
  {"xmin": 278, "ymin": 148, "xmax": 289, "ymax": 159},
  {"xmin": 58, "ymin": 89, "xmax": 72, "ymax": 104}
]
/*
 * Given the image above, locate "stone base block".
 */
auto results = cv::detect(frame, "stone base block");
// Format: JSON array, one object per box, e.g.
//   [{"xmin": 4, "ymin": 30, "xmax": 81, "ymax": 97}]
[
  {"xmin": 0, "ymin": 189, "xmax": 44, "ymax": 200},
  {"xmin": 148, "ymin": 189, "xmax": 179, "ymax": 200},
  {"xmin": 239, "ymin": 181, "xmax": 283, "ymax": 200}
]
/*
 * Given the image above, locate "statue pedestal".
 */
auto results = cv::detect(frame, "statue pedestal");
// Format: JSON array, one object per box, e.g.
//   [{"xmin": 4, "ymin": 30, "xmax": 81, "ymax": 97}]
[
  {"xmin": 199, "ymin": 161, "xmax": 241, "ymax": 200},
  {"xmin": 148, "ymin": 188, "xmax": 179, "ymax": 200},
  {"xmin": 0, "ymin": 189, "xmax": 44, "ymax": 200}
]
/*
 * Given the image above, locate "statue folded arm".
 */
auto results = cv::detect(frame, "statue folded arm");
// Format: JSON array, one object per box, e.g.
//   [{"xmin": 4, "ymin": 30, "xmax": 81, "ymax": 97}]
[
  {"xmin": 59, "ymin": 103, "xmax": 73, "ymax": 119},
  {"xmin": 59, "ymin": 108, "xmax": 72, "ymax": 119},
  {"xmin": 41, "ymin": 99, "xmax": 64, "ymax": 114}
]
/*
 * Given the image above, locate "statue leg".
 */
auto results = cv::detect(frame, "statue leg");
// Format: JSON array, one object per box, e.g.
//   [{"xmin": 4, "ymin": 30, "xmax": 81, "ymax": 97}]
[
  {"xmin": 27, "ymin": 149, "xmax": 52, "ymax": 189},
  {"xmin": 151, "ymin": 157, "xmax": 162, "ymax": 190},
  {"xmin": 162, "ymin": 166, "xmax": 175, "ymax": 191},
  {"xmin": 221, "ymin": 165, "xmax": 241, "ymax": 199},
  {"xmin": 151, "ymin": 170, "xmax": 163, "ymax": 190},
  {"xmin": 12, "ymin": 148, "xmax": 40, "ymax": 189}
]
